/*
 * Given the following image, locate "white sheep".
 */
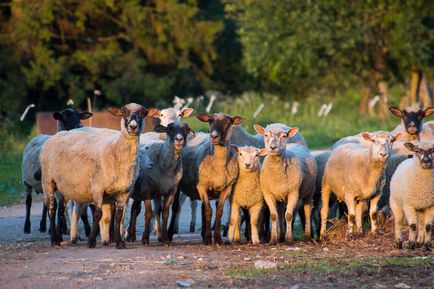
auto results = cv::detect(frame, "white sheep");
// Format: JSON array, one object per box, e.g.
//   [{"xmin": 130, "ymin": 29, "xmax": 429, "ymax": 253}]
[
  {"xmin": 170, "ymin": 113, "xmax": 242, "ymax": 245},
  {"xmin": 389, "ymin": 106, "xmax": 434, "ymax": 141},
  {"xmin": 22, "ymin": 108, "xmax": 92, "ymax": 234},
  {"xmin": 254, "ymin": 124, "xmax": 317, "ymax": 244},
  {"xmin": 390, "ymin": 142, "xmax": 434, "ymax": 251},
  {"xmin": 228, "ymin": 146, "xmax": 267, "ymax": 244},
  {"xmin": 320, "ymin": 131, "xmax": 399, "ymax": 239},
  {"xmin": 40, "ymin": 103, "xmax": 158, "ymax": 248}
]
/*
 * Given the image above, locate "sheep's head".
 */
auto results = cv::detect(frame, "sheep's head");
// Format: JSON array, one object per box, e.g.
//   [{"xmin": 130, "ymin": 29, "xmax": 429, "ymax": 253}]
[
  {"xmin": 389, "ymin": 106, "xmax": 434, "ymax": 136},
  {"xmin": 404, "ymin": 142, "xmax": 434, "ymax": 169},
  {"xmin": 52, "ymin": 108, "xmax": 92, "ymax": 131},
  {"xmin": 254, "ymin": 124, "xmax": 298, "ymax": 154},
  {"xmin": 108, "ymin": 103, "xmax": 159, "ymax": 136},
  {"xmin": 157, "ymin": 107, "xmax": 194, "ymax": 127},
  {"xmin": 154, "ymin": 122, "xmax": 195, "ymax": 151},
  {"xmin": 361, "ymin": 131, "xmax": 400, "ymax": 162},
  {"xmin": 196, "ymin": 113, "xmax": 243, "ymax": 146},
  {"xmin": 232, "ymin": 146, "xmax": 266, "ymax": 172}
]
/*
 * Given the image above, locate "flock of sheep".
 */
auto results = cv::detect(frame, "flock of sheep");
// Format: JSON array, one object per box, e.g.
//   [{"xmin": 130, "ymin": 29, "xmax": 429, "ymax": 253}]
[{"xmin": 21, "ymin": 102, "xmax": 434, "ymax": 251}]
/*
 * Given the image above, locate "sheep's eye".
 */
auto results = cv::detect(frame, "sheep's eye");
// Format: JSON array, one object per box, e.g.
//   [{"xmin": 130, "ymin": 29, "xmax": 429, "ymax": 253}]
[
  {"xmin": 239, "ymin": 153, "xmax": 242, "ymax": 156},
  {"xmin": 160, "ymin": 114, "xmax": 164, "ymax": 117},
  {"xmin": 255, "ymin": 153, "xmax": 259, "ymax": 157},
  {"xmin": 179, "ymin": 113, "xmax": 183, "ymax": 117}
]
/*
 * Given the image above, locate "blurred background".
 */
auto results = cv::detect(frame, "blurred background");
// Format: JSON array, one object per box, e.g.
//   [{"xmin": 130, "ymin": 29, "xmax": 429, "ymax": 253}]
[{"xmin": 0, "ymin": 0, "xmax": 433, "ymax": 204}]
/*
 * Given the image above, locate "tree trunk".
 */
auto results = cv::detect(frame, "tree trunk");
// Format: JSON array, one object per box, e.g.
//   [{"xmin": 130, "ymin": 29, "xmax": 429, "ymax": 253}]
[
  {"xmin": 409, "ymin": 71, "xmax": 420, "ymax": 105},
  {"xmin": 378, "ymin": 80, "xmax": 389, "ymax": 121},
  {"xmin": 359, "ymin": 84, "xmax": 371, "ymax": 115},
  {"xmin": 419, "ymin": 74, "xmax": 432, "ymax": 108}
]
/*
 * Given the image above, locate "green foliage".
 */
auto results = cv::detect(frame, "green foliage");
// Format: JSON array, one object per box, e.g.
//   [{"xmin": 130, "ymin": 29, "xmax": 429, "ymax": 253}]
[{"xmin": 0, "ymin": 153, "xmax": 23, "ymax": 206}]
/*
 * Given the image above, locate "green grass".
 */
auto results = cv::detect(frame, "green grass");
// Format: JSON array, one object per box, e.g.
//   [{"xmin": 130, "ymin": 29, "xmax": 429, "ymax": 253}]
[
  {"xmin": 0, "ymin": 153, "xmax": 24, "ymax": 206},
  {"xmin": 225, "ymin": 267, "xmax": 274, "ymax": 278}
]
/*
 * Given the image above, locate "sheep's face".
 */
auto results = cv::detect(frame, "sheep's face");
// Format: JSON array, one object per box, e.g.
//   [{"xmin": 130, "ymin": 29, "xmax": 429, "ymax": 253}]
[
  {"xmin": 233, "ymin": 146, "xmax": 264, "ymax": 172},
  {"xmin": 254, "ymin": 124, "xmax": 299, "ymax": 154},
  {"xmin": 154, "ymin": 122, "xmax": 195, "ymax": 151},
  {"xmin": 404, "ymin": 142, "xmax": 434, "ymax": 169},
  {"xmin": 53, "ymin": 108, "xmax": 92, "ymax": 131},
  {"xmin": 157, "ymin": 108, "xmax": 193, "ymax": 127},
  {"xmin": 197, "ymin": 113, "xmax": 243, "ymax": 146},
  {"xmin": 389, "ymin": 106, "xmax": 434, "ymax": 136},
  {"xmin": 108, "ymin": 103, "xmax": 159, "ymax": 136},
  {"xmin": 361, "ymin": 131, "xmax": 397, "ymax": 162}
]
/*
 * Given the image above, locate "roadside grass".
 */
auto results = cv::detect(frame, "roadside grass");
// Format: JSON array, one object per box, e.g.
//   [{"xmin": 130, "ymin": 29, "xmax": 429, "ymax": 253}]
[{"xmin": 0, "ymin": 153, "xmax": 24, "ymax": 206}]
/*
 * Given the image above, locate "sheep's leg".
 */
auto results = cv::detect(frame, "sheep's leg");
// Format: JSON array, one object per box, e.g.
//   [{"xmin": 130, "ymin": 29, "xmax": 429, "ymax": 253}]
[
  {"xmin": 213, "ymin": 186, "xmax": 232, "ymax": 245},
  {"xmin": 109, "ymin": 204, "xmax": 115, "ymax": 243},
  {"xmin": 355, "ymin": 200, "xmax": 364, "ymax": 235},
  {"xmin": 24, "ymin": 183, "xmax": 32, "ymax": 234},
  {"xmin": 249, "ymin": 203, "xmax": 262, "ymax": 245},
  {"xmin": 285, "ymin": 191, "xmax": 299, "ymax": 243},
  {"xmin": 88, "ymin": 192, "xmax": 103, "ymax": 248},
  {"xmin": 168, "ymin": 190, "xmax": 180, "ymax": 242},
  {"xmin": 174, "ymin": 193, "xmax": 186, "ymax": 234},
  {"xmin": 126, "ymin": 199, "xmax": 141, "ymax": 242},
  {"xmin": 303, "ymin": 201, "xmax": 312, "ymax": 241},
  {"xmin": 369, "ymin": 194, "xmax": 381, "ymax": 234},
  {"xmin": 320, "ymin": 182, "xmax": 331, "ymax": 240},
  {"xmin": 423, "ymin": 208, "xmax": 433, "ymax": 251},
  {"xmin": 142, "ymin": 199, "xmax": 153, "ymax": 246},
  {"xmin": 190, "ymin": 199, "xmax": 197, "ymax": 233},
  {"xmin": 390, "ymin": 197, "xmax": 404, "ymax": 249},
  {"xmin": 114, "ymin": 194, "xmax": 128, "ymax": 249},
  {"xmin": 55, "ymin": 194, "xmax": 65, "ymax": 243},
  {"xmin": 40, "ymin": 202, "xmax": 48, "ymax": 233},
  {"xmin": 259, "ymin": 205, "xmax": 270, "ymax": 243},
  {"xmin": 43, "ymin": 182, "xmax": 60, "ymax": 246},
  {"xmin": 403, "ymin": 205, "xmax": 418, "ymax": 250},
  {"xmin": 416, "ymin": 213, "xmax": 425, "ymax": 247},
  {"xmin": 99, "ymin": 203, "xmax": 112, "ymax": 246},
  {"xmin": 153, "ymin": 199, "xmax": 161, "ymax": 236},
  {"xmin": 228, "ymin": 202, "xmax": 240, "ymax": 243},
  {"xmin": 70, "ymin": 201, "xmax": 82, "ymax": 244},
  {"xmin": 263, "ymin": 192, "xmax": 278, "ymax": 245},
  {"xmin": 161, "ymin": 192, "xmax": 176, "ymax": 245},
  {"xmin": 242, "ymin": 208, "xmax": 251, "ymax": 242},
  {"xmin": 344, "ymin": 193, "xmax": 356, "ymax": 238},
  {"xmin": 277, "ymin": 203, "xmax": 286, "ymax": 242},
  {"xmin": 197, "ymin": 184, "xmax": 212, "ymax": 245},
  {"xmin": 80, "ymin": 204, "xmax": 92, "ymax": 237},
  {"xmin": 62, "ymin": 199, "xmax": 69, "ymax": 235}
]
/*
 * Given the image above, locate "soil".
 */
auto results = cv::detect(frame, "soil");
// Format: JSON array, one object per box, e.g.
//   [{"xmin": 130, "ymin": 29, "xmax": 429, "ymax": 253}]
[{"xmin": 0, "ymin": 201, "xmax": 432, "ymax": 289}]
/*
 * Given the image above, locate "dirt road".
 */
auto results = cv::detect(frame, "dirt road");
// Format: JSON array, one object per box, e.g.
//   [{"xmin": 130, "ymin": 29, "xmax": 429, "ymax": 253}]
[{"xmin": 0, "ymin": 201, "xmax": 433, "ymax": 289}]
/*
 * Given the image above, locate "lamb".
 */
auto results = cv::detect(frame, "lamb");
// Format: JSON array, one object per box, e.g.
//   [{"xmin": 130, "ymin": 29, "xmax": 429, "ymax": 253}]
[
  {"xmin": 169, "ymin": 113, "xmax": 242, "ymax": 245},
  {"xmin": 390, "ymin": 142, "xmax": 434, "ymax": 251},
  {"xmin": 227, "ymin": 146, "xmax": 267, "ymax": 244},
  {"xmin": 254, "ymin": 124, "xmax": 317, "ymax": 244},
  {"xmin": 389, "ymin": 106, "xmax": 434, "ymax": 141},
  {"xmin": 21, "ymin": 108, "xmax": 92, "ymax": 234},
  {"xmin": 230, "ymin": 124, "xmax": 308, "ymax": 148},
  {"xmin": 127, "ymin": 121, "xmax": 194, "ymax": 245},
  {"xmin": 320, "ymin": 131, "xmax": 399, "ymax": 239},
  {"xmin": 40, "ymin": 103, "xmax": 158, "ymax": 248}
]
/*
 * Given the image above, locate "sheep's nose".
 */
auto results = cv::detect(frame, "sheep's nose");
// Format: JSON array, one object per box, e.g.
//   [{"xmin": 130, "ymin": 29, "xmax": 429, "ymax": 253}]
[
  {"xmin": 211, "ymin": 131, "xmax": 218, "ymax": 139},
  {"xmin": 129, "ymin": 123, "xmax": 138, "ymax": 130},
  {"xmin": 245, "ymin": 163, "xmax": 251, "ymax": 169},
  {"xmin": 175, "ymin": 136, "xmax": 184, "ymax": 142},
  {"xmin": 379, "ymin": 152, "xmax": 387, "ymax": 158},
  {"xmin": 270, "ymin": 145, "xmax": 277, "ymax": 150}
]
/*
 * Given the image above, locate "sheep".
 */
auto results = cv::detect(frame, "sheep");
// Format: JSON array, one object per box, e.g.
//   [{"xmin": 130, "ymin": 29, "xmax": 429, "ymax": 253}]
[
  {"xmin": 227, "ymin": 146, "xmax": 267, "ymax": 244},
  {"xmin": 230, "ymin": 124, "xmax": 308, "ymax": 148},
  {"xmin": 320, "ymin": 131, "xmax": 399, "ymax": 239},
  {"xmin": 389, "ymin": 106, "xmax": 434, "ymax": 141},
  {"xmin": 254, "ymin": 124, "xmax": 317, "ymax": 244},
  {"xmin": 390, "ymin": 142, "xmax": 434, "ymax": 251},
  {"xmin": 168, "ymin": 113, "xmax": 242, "ymax": 245},
  {"xmin": 40, "ymin": 103, "xmax": 158, "ymax": 248},
  {"xmin": 127, "ymin": 121, "xmax": 194, "ymax": 245},
  {"xmin": 22, "ymin": 108, "xmax": 92, "ymax": 234}
]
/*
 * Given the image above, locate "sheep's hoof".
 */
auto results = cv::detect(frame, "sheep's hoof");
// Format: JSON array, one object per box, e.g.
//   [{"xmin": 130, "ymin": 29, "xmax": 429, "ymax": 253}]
[
  {"xmin": 346, "ymin": 233, "xmax": 359, "ymax": 241},
  {"xmin": 39, "ymin": 222, "xmax": 47, "ymax": 233},
  {"xmin": 141, "ymin": 239, "xmax": 149, "ymax": 246},
  {"xmin": 423, "ymin": 242, "xmax": 431, "ymax": 251},
  {"xmin": 70, "ymin": 237, "xmax": 78, "ymax": 245},
  {"xmin": 88, "ymin": 239, "xmax": 97, "ymax": 248},
  {"xmin": 189, "ymin": 225, "xmax": 195, "ymax": 233},
  {"xmin": 214, "ymin": 237, "xmax": 223, "ymax": 245},
  {"xmin": 203, "ymin": 237, "xmax": 212, "ymax": 245},
  {"xmin": 394, "ymin": 241, "xmax": 403, "ymax": 249},
  {"xmin": 319, "ymin": 235, "xmax": 329, "ymax": 242},
  {"xmin": 407, "ymin": 241, "xmax": 416, "ymax": 250},
  {"xmin": 416, "ymin": 242, "xmax": 423, "ymax": 248},
  {"xmin": 24, "ymin": 222, "xmax": 31, "ymax": 234},
  {"xmin": 51, "ymin": 240, "xmax": 61, "ymax": 247},
  {"xmin": 165, "ymin": 241, "xmax": 172, "ymax": 247},
  {"xmin": 116, "ymin": 240, "xmax": 127, "ymax": 249},
  {"xmin": 285, "ymin": 240, "xmax": 294, "ymax": 246},
  {"xmin": 102, "ymin": 241, "xmax": 110, "ymax": 246},
  {"xmin": 268, "ymin": 239, "xmax": 278, "ymax": 246},
  {"xmin": 158, "ymin": 237, "xmax": 162, "ymax": 243}
]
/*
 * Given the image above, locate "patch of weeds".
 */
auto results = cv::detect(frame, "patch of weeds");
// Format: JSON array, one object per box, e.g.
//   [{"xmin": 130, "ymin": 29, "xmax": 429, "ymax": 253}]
[
  {"xmin": 383, "ymin": 256, "xmax": 434, "ymax": 266},
  {"xmin": 0, "ymin": 153, "xmax": 23, "ymax": 206},
  {"xmin": 225, "ymin": 267, "xmax": 274, "ymax": 278},
  {"xmin": 285, "ymin": 259, "xmax": 342, "ymax": 272}
]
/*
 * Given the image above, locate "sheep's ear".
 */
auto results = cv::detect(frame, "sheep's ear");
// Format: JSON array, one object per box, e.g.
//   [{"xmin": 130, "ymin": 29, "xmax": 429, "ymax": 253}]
[
  {"xmin": 253, "ymin": 124, "xmax": 266, "ymax": 136},
  {"xmin": 154, "ymin": 125, "xmax": 168, "ymax": 133},
  {"xmin": 392, "ymin": 133, "xmax": 403, "ymax": 142},
  {"xmin": 404, "ymin": 142, "xmax": 417, "ymax": 152},
  {"xmin": 79, "ymin": 112, "xmax": 93, "ymax": 120},
  {"xmin": 230, "ymin": 145, "xmax": 239, "ymax": 154},
  {"xmin": 196, "ymin": 114, "xmax": 210, "ymax": 122},
  {"xmin": 389, "ymin": 107, "xmax": 402, "ymax": 118},
  {"xmin": 233, "ymin": 116, "xmax": 243, "ymax": 125},
  {"xmin": 107, "ymin": 107, "xmax": 123, "ymax": 116},
  {"xmin": 424, "ymin": 107, "xmax": 434, "ymax": 117},
  {"xmin": 52, "ymin": 111, "xmax": 64, "ymax": 121},
  {"xmin": 258, "ymin": 148, "xmax": 268, "ymax": 156},
  {"xmin": 361, "ymin": 132, "xmax": 373, "ymax": 142},
  {"xmin": 188, "ymin": 129, "xmax": 195, "ymax": 137},
  {"xmin": 287, "ymin": 127, "xmax": 299, "ymax": 138},
  {"xmin": 181, "ymin": 108, "xmax": 194, "ymax": 118},
  {"xmin": 145, "ymin": 107, "xmax": 160, "ymax": 117}
]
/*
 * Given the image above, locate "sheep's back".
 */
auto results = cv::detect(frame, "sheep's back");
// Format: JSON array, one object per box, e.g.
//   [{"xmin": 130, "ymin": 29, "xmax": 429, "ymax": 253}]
[{"xmin": 22, "ymin": 134, "xmax": 50, "ymax": 191}]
